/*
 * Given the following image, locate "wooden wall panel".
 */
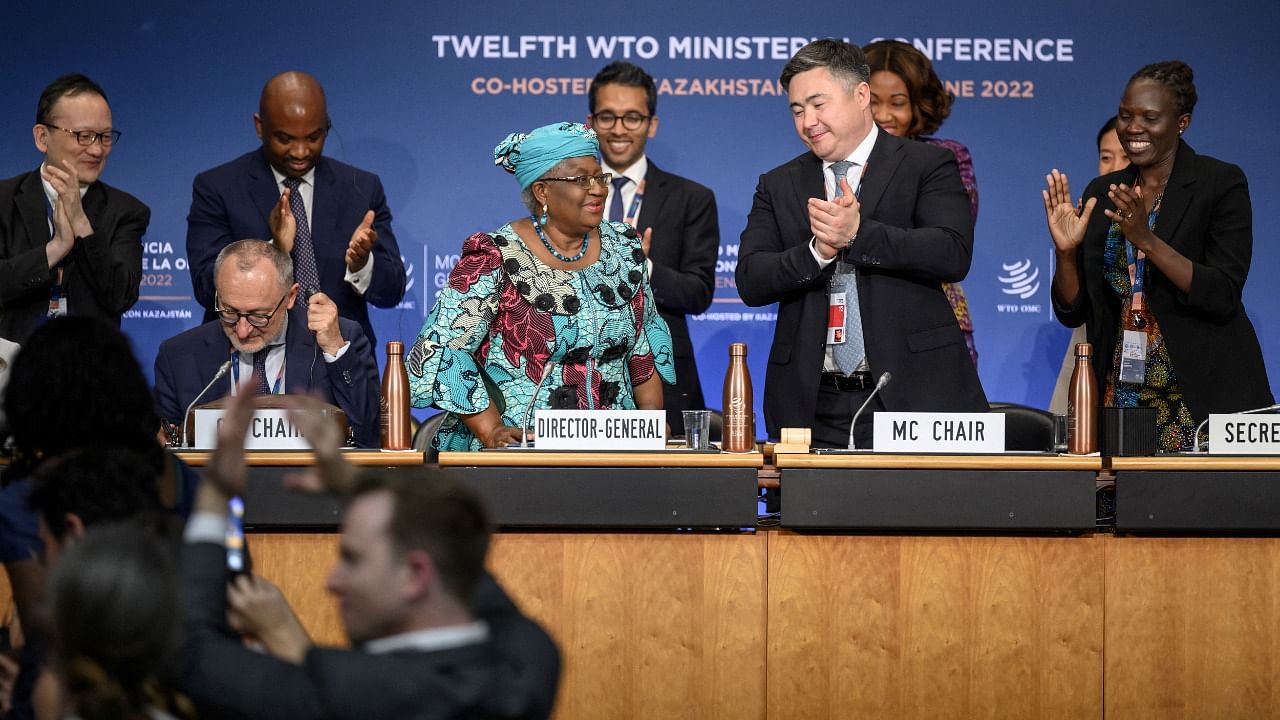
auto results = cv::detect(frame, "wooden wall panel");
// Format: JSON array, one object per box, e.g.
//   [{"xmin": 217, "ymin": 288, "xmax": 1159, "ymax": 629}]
[
  {"xmin": 1105, "ymin": 537, "xmax": 1280, "ymax": 719},
  {"xmin": 767, "ymin": 534, "xmax": 1103, "ymax": 720},
  {"xmin": 489, "ymin": 533, "xmax": 768, "ymax": 720}
]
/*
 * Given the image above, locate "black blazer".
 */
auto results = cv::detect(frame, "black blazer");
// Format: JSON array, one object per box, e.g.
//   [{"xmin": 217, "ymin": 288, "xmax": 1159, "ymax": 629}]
[
  {"xmin": 633, "ymin": 161, "xmax": 719, "ymax": 427},
  {"xmin": 175, "ymin": 542, "xmax": 561, "ymax": 720},
  {"xmin": 737, "ymin": 131, "xmax": 988, "ymax": 439},
  {"xmin": 186, "ymin": 150, "xmax": 406, "ymax": 348},
  {"xmin": 0, "ymin": 169, "xmax": 149, "ymax": 343},
  {"xmin": 1054, "ymin": 140, "xmax": 1273, "ymax": 418},
  {"xmin": 152, "ymin": 306, "xmax": 382, "ymax": 447}
]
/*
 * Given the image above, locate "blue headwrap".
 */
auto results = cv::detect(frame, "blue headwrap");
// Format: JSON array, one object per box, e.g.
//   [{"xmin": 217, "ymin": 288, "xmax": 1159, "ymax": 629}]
[{"xmin": 494, "ymin": 122, "xmax": 599, "ymax": 189}]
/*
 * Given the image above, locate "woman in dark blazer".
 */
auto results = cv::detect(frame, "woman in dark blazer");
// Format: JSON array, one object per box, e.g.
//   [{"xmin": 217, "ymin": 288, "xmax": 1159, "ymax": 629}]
[{"xmin": 1043, "ymin": 60, "xmax": 1273, "ymax": 451}]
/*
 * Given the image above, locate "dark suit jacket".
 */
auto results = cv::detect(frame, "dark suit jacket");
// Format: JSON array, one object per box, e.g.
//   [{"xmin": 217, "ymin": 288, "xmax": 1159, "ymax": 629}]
[
  {"xmin": 153, "ymin": 307, "xmax": 381, "ymax": 447},
  {"xmin": 175, "ymin": 541, "xmax": 560, "ymax": 720},
  {"xmin": 633, "ymin": 161, "xmax": 719, "ymax": 429},
  {"xmin": 1055, "ymin": 140, "xmax": 1273, "ymax": 418},
  {"xmin": 736, "ymin": 132, "xmax": 988, "ymax": 439},
  {"xmin": 0, "ymin": 169, "xmax": 149, "ymax": 343},
  {"xmin": 186, "ymin": 150, "xmax": 406, "ymax": 347}
]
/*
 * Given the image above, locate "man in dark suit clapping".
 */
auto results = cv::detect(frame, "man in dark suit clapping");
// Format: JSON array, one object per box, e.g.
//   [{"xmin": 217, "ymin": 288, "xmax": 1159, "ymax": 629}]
[
  {"xmin": 0, "ymin": 74, "xmax": 149, "ymax": 344},
  {"xmin": 186, "ymin": 71, "xmax": 405, "ymax": 348},
  {"xmin": 737, "ymin": 39, "xmax": 987, "ymax": 448}
]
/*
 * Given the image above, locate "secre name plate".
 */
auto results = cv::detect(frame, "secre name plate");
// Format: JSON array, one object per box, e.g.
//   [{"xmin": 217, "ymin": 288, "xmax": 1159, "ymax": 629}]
[
  {"xmin": 1209, "ymin": 414, "xmax": 1280, "ymax": 455},
  {"xmin": 534, "ymin": 409, "xmax": 667, "ymax": 450},
  {"xmin": 873, "ymin": 412, "xmax": 1006, "ymax": 453},
  {"xmin": 193, "ymin": 408, "xmax": 311, "ymax": 450}
]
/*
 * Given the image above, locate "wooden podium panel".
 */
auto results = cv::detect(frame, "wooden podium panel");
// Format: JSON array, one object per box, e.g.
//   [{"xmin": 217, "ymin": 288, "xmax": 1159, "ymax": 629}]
[
  {"xmin": 1105, "ymin": 536, "xmax": 1280, "ymax": 720},
  {"xmin": 766, "ymin": 533, "xmax": 1103, "ymax": 720},
  {"xmin": 489, "ymin": 532, "xmax": 767, "ymax": 720},
  {"xmin": 776, "ymin": 454, "xmax": 1100, "ymax": 531}
]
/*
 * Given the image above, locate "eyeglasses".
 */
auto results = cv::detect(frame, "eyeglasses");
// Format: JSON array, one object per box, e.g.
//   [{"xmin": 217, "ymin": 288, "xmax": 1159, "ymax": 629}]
[
  {"xmin": 541, "ymin": 173, "xmax": 614, "ymax": 190},
  {"xmin": 214, "ymin": 291, "xmax": 289, "ymax": 328},
  {"xmin": 591, "ymin": 112, "xmax": 650, "ymax": 131},
  {"xmin": 42, "ymin": 124, "xmax": 122, "ymax": 147}
]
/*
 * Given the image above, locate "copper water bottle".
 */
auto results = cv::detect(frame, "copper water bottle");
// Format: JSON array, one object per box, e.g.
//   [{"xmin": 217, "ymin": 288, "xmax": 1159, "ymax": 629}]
[
  {"xmin": 722, "ymin": 342, "xmax": 755, "ymax": 453},
  {"xmin": 1066, "ymin": 342, "xmax": 1097, "ymax": 454},
  {"xmin": 381, "ymin": 341, "xmax": 412, "ymax": 450}
]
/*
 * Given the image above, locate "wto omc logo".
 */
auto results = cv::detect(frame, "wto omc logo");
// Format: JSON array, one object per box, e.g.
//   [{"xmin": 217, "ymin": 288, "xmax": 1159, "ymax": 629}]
[
  {"xmin": 395, "ymin": 255, "xmax": 417, "ymax": 311},
  {"xmin": 998, "ymin": 258, "xmax": 1040, "ymax": 300}
]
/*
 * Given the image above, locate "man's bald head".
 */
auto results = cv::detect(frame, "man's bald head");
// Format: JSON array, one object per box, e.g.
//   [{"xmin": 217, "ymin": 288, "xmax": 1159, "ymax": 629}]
[{"xmin": 254, "ymin": 71, "xmax": 330, "ymax": 178}]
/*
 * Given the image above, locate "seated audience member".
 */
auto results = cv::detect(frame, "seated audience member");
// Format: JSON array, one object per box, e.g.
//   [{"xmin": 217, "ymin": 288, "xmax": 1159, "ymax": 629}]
[
  {"xmin": 173, "ymin": 390, "xmax": 561, "ymax": 719},
  {"xmin": 186, "ymin": 71, "xmax": 405, "ymax": 348},
  {"xmin": 1049, "ymin": 116, "xmax": 1130, "ymax": 414},
  {"xmin": 409, "ymin": 122, "xmax": 674, "ymax": 450},
  {"xmin": 0, "ymin": 318, "xmax": 194, "ymax": 720},
  {"xmin": 0, "ymin": 74, "xmax": 149, "ymax": 344},
  {"xmin": 863, "ymin": 39, "xmax": 979, "ymax": 367},
  {"xmin": 49, "ymin": 524, "xmax": 192, "ymax": 720},
  {"xmin": 154, "ymin": 239, "xmax": 379, "ymax": 447},
  {"xmin": 28, "ymin": 446, "xmax": 169, "ymax": 565},
  {"xmin": 1044, "ymin": 61, "xmax": 1273, "ymax": 450}
]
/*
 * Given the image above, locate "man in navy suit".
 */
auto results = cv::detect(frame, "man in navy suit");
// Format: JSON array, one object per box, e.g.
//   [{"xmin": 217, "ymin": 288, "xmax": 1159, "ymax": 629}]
[
  {"xmin": 587, "ymin": 62, "xmax": 719, "ymax": 435},
  {"xmin": 154, "ymin": 240, "xmax": 379, "ymax": 447},
  {"xmin": 0, "ymin": 74, "xmax": 149, "ymax": 344},
  {"xmin": 737, "ymin": 40, "xmax": 987, "ymax": 448},
  {"xmin": 186, "ymin": 71, "xmax": 405, "ymax": 348}
]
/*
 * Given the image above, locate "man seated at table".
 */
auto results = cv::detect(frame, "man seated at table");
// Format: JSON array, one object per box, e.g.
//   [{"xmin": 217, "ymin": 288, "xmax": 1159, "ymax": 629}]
[
  {"xmin": 173, "ymin": 389, "xmax": 561, "ymax": 719},
  {"xmin": 154, "ymin": 239, "xmax": 379, "ymax": 446}
]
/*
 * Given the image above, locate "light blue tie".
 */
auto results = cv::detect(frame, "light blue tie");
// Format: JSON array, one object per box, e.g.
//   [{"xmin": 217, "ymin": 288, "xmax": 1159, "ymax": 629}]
[{"xmin": 828, "ymin": 161, "xmax": 865, "ymax": 374}]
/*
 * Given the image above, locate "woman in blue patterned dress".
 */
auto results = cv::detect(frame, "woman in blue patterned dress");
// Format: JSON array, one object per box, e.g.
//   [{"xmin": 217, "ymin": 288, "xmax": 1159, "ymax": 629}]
[{"xmin": 409, "ymin": 122, "xmax": 675, "ymax": 450}]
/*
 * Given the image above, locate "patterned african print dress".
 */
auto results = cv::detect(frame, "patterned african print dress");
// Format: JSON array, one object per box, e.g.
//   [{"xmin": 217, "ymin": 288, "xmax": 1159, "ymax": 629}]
[
  {"xmin": 408, "ymin": 220, "xmax": 676, "ymax": 451},
  {"xmin": 1101, "ymin": 209, "xmax": 1197, "ymax": 452}
]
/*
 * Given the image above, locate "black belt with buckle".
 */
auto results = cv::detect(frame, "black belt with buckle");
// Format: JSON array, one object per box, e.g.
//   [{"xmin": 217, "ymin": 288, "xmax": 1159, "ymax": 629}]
[{"xmin": 820, "ymin": 371, "xmax": 875, "ymax": 391}]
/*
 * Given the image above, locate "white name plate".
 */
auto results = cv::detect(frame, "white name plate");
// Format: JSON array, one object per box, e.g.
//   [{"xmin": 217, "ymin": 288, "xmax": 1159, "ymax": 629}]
[
  {"xmin": 534, "ymin": 409, "xmax": 666, "ymax": 450},
  {"xmin": 1209, "ymin": 414, "xmax": 1280, "ymax": 455},
  {"xmin": 873, "ymin": 412, "xmax": 1006, "ymax": 453},
  {"xmin": 193, "ymin": 408, "xmax": 311, "ymax": 450}
]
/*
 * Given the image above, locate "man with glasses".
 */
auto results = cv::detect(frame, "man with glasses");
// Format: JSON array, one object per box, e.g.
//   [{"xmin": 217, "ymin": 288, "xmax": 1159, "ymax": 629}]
[
  {"xmin": 187, "ymin": 71, "xmax": 405, "ymax": 349},
  {"xmin": 154, "ymin": 239, "xmax": 379, "ymax": 447},
  {"xmin": 586, "ymin": 62, "xmax": 719, "ymax": 436},
  {"xmin": 0, "ymin": 74, "xmax": 149, "ymax": 344}
]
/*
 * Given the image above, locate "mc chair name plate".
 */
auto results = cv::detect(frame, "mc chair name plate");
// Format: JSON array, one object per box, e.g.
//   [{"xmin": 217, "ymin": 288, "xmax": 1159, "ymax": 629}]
[
  {"xmin": 193, "ymin": 408, "xmax": 309, "ymax": 450},
  {"xmin": 874, "ymin": 412, "xmax": 1006, "ymax": 453},
  {"xmin": 534, "ymin": 409, "xmax": 667, "ymax": 450},
  {"xmin": 1209, "ymin": 414, "xmax": 1280, "ymax": 455}
]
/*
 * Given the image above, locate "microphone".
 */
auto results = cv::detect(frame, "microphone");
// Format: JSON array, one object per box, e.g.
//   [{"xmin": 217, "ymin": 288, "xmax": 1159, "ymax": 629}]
[
  {"xmin": 1192, "ymin": 402, "xmax": 1280, "ymax": 452},
  {"xmin": 183, "ymin": 360, "xmax": 233, "ymax": 447},
  {"xmin": 847, "ymin": 372, "xmax": 892, "ymax": 450},
  {"xmin": 521, "ymin": 361, "xmax": 558, "ymax": 448}
]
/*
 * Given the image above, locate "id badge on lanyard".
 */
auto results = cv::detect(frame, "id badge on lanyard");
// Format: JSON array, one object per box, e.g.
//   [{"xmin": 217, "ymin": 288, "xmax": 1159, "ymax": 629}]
[
  {"xmin": 827, "ymin": 261, "xmax": 855, "ymax": 345},
  {"xmin": 1118, "ymin": 199, "xmax": 1159, "ymax": 385}
]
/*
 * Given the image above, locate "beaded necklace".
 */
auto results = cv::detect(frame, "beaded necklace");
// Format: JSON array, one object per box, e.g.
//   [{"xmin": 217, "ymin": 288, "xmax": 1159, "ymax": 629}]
[{"xmin": 530, "ymin": 215, "xmax": 590, "ymax": 262}]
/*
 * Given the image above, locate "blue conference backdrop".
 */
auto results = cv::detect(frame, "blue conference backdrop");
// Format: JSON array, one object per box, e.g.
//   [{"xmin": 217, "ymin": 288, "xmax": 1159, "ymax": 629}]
[{"xmin": 2, "ymin": 1, "xmax": 1276, "ymax": 437}]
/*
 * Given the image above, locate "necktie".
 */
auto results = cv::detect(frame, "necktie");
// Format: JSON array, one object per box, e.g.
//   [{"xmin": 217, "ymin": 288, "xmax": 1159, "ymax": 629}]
[
  {"xmin": 828, "ymin": 161, "xmax": 865, "ymax": 374},
  {"xmin": 608, "ymin": 176, "xmax": 630, "ymax": 223},
  {"xmin": 251, "ymin": 348, "xmax": 271, "ymax": 395},
  {"xmin": 281, "ymin": 177, "xmax": 321, "ymax": 291}
]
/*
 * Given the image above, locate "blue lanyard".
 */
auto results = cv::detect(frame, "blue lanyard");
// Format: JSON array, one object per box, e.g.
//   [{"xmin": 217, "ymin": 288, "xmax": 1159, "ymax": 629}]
[
  {"xmin": 230, "ymin": 348, "xmax": 285, "ymax": 395},
  {"xmin": 1123, "ymin": 194, "xmax": 1163, "ymax": 302}
]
